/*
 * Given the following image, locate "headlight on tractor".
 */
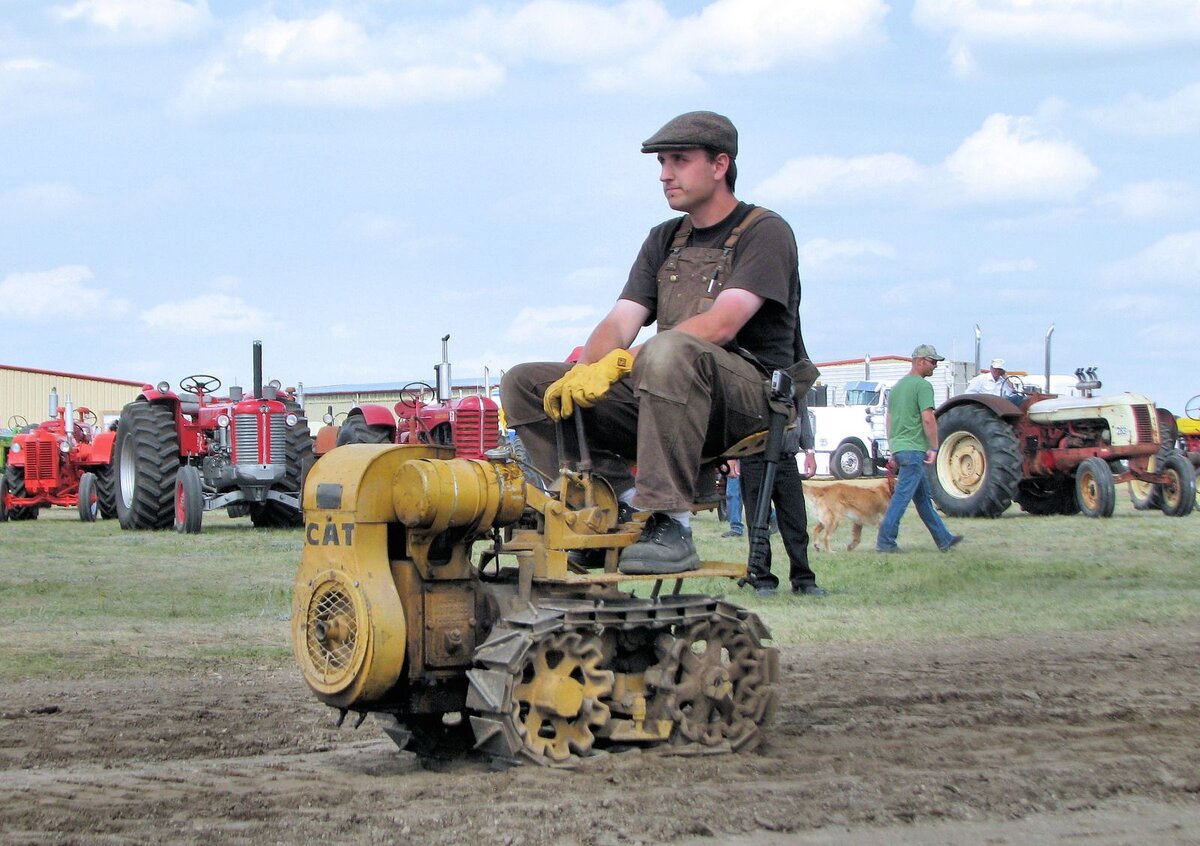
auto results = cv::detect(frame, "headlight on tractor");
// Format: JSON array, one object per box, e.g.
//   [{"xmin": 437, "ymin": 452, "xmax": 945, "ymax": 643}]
[
  {"xmin": 286, "ymin": 413, "xmax": 299, "ymax": 427},
  {"xmin": 217, "ymin": 413, "xmax": 230, "ymax": 428}
]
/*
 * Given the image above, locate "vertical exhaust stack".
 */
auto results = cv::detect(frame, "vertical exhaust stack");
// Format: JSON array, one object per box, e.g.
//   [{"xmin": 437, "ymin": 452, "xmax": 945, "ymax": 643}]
[
  {"xmin": 436, "ymin": 334, "xmax": 452, "ymax": 403},
  {"xmin": 253, "ymin": 340, "xmax": 263, "ymax": 400},
  {"xmin": 974, "ymin": 324, "xmax": 982, "ymax": 375},
  {"xmin": 1044, "ymin": 324, "xmax": 1054, "ymax": 394},
  {"xmin": 49, "ymin": 386, "xmax": 59, "ymax": 420}
]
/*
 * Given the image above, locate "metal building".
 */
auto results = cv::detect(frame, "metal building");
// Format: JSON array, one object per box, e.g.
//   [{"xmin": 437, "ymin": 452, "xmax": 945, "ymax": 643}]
[
  {"xmin": 811, "ymin": 354, "xmax": 971, "ymax": 406},
  {"xmin": 1, "ymin": 364, "xmax": 145, "ymax": 429}
]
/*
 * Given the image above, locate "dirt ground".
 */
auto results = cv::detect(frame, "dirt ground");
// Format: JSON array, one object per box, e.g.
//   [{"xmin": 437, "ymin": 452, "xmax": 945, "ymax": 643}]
[{"xmin": 2, "ymin": 624, "xmax": 1198, "ymax": 846}]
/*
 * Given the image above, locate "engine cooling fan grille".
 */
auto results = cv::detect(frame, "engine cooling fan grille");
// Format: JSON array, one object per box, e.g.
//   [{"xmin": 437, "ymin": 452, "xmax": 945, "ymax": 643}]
[{"xmin": 305, "ymin": 579, "xmax": 361, "ymax": 683}]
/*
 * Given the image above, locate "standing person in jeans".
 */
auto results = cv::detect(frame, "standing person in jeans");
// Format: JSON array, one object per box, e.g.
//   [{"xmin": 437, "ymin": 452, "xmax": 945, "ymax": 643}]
[
  {"xmin": 741, "ymin": 401, "xmax": 825, "ymax": 595},
  {"xmin": 876, "ymin": 345, "xmax": 964, "ymax": 554},
  {"xmin": 722, "ymin": 459, "xmax": 744, "ymax": 538}
]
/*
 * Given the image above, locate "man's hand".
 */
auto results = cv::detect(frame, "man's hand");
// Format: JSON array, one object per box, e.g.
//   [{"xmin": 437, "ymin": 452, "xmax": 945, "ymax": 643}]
[
  {"xmin": 802, "ymin": 450, "xmax": 816, "ymax": 477},
  {"xmin": 543, "ymin": 349, "xmax": 633, "ymax": 421}
]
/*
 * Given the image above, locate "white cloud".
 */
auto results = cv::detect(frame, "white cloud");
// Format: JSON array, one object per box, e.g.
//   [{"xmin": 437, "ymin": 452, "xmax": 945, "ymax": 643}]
[
  {"xmin": 175, "ymin": 0, "xmax": 886, "ymax": 112},
  {"xmin": 0, "ymin": 182, "xmax": 86, "ymax": 216},
  {"xmin": 944, "ymin": 114, "xmax": 1098, "ymax": 202},
  {"xmin": 140, "ymin": 293, "xmax": 281, "ymax": 335},
  {"xmin": 756, "ymin": 153, "xmax": 926, "ymax": 204},
  {"xmin": 502, "ymin": 305, "xmax": 599, "ymax": 346},
  {"xmin": 1095, "ymin": 181, "xmax": 1195, "ymax": 219},
  {"xmin": 0, "ymin": 266, "xmax": 129, "ymax": 321},
  {"xmin": 880, "ymin": 277, "xmax": 955, "ymax": 308},
  {"xmin": 1090, "ymin": 81, "xmax": 1200, "ymax": 137},
  {"xmin": 1101, "ymin": 230, "xmax": 1200, "ymax": 283},
  {"xmin": 800, "ymin": 238, "xmax": 895, "ymax": 268},
  {"xmin": 978, "ymin": 258, "xmax": 1038, "ymax": 275},
  {"xmin": 913, "ymin": 0, "xmax": 1200, "ymax": 51},
  {"xmin": 53, "ymin": 0, "xmax": 211, "ymax": 42}
]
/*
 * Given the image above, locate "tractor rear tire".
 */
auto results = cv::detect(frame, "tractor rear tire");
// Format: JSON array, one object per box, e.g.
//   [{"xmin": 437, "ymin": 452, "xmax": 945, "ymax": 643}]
[
  {"xmin": 930, "ymin": 404, "xmax": 1022, "ymax": 518},
  {"xmin": 114, "ymin": 401, "xmax": 180, "ymax": 530},
  {"xmin": 1157, "ymin": 451, "xmax": 1196, "ymax": 517},
  {"xmin": 1015, "ymin": 478, "xmax": 1080, "ymax": 516},
  {"xmin": 78, "ymin": 472, "xmax": 99, "ymax": 522},
  {"xmin": 1075, "ymin": 457, "xmax": 1116, "ymax": 518},
  {"xmin": 336, "ymin": 415, "xmax": 393, "ymax": 447},
  {"xmin": 250, "ymin": 417, "xmax": 315, "ymax": 528},
  {"xmin": 174, "ymin": 465, "xmax": 204, "ymax": 533},
  {"xmin": 3, "ymin": 465, "xmax": 39, "ymax": 520},
  {"xmin": 831, "ymin": 443, "xmax": 865, "ymax": 480},
  {"xmin": 96, "ymin": 464, "xmax": 118, "ymax": 519}
]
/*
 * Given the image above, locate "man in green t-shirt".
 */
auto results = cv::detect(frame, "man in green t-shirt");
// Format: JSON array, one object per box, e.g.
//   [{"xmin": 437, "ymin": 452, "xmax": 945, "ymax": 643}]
[{"xmin": 876, "ymin": 344, "xmax": 964, "ymax": 553}]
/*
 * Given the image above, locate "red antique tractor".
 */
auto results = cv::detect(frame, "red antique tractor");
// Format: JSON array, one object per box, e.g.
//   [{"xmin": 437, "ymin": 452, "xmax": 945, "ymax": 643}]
[
  {"xmin": 314, "ymin": 336, "xmax": 501, "ymax": 459},
  {"xmin": 113, "ymin": 342, "xmax": 314, "ymax": 533},
  {"xmin": 0, "ymin": 392, "xmax": 117, "ymax": 522}
]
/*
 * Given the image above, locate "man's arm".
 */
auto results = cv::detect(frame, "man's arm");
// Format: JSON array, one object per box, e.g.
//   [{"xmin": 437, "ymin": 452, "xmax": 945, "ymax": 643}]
[
  {"xmin": 671, "ymin": 287, "xmax": 764, "ymax": 346},
  {"xmin": 579, "ymin": 299, "xmax": 651, "ymax": 363},
  {"xmin": 921, "ymin": 408, "xmax": 939, "ymax": 464}
]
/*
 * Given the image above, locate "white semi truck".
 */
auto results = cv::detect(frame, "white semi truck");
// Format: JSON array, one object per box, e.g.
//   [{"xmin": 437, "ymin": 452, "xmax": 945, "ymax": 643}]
[{"xmin": 809, "ymin": 379, "xmax": 893, "ymax": 479}]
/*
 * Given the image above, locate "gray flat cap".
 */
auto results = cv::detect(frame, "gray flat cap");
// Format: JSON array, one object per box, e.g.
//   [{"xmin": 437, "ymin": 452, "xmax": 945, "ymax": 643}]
[{"xmin": 641, "ymin": 111, "xmax": 737, "ymax": 157}]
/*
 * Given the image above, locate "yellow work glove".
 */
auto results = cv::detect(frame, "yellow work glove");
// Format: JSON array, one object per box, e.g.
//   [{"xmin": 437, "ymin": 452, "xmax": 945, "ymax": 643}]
[{"xmin": 543, "ymin": 349, "xmax": 633, "ymax": 421}]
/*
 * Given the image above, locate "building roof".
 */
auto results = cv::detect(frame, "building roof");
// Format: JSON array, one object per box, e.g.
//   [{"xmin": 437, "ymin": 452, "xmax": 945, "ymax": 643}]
[
  {"xmin": 305, "ymin": 377, "xmax": 496, "ymax": 395},
  {"xmin": 0, "ymin": 363, "xmax": 144, "ymax": 386}
]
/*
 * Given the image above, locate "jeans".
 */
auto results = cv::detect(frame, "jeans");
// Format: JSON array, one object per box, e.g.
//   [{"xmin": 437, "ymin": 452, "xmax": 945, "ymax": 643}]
[
  {"xmin": 726, "ymin": 475, "xmax": 744, "ymax": 533},
  {"xmin": 876, "ymin": 450, "xmax": 954, "ymax": 551}
]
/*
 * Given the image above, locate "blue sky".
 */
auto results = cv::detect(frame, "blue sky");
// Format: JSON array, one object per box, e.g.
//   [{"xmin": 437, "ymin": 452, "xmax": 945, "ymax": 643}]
[{"xmin": 1, "ymin": 0, "xmax": 1197, "ymax": 412}]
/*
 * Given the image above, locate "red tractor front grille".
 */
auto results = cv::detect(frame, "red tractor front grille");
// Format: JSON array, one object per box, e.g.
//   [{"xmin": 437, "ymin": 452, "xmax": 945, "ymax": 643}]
[
  {"xmin": 24, "ymin": 440, "xmax": 57, "ymax": 484},
  {"xmin": 451, "ymin": 403, "xmax": 500, "ymax": 460},
  {"xmin": 1131, "ymin": 405, "xmax": 1154, "ymax": 444},
  {"xmin": 233, "ymin": 412, "xmax": 286, "ymax": 465}
]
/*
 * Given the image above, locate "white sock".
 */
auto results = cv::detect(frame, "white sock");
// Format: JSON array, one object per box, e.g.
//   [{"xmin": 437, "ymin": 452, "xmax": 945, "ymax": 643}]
[
  {"xmin": 668, "ymin": 510, "xmax": 690, "ymax": 528},
  {"xmin": 619, "ymin": 488, "xmax": 638, "ymax": 506}
]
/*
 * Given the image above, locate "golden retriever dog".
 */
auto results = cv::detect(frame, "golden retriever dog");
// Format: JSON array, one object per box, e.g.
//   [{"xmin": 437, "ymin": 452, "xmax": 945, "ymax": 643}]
[{"xmin": 805, "ymin": 479, "xmax": 894, "ymax": 552}]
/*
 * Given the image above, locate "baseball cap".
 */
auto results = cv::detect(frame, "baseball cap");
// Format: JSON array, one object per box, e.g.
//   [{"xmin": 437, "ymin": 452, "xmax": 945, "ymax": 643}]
[
  {"xmin": 641, "ymin": 111, "xmax": 738, "ymax": 157},
  {"xmin": 912, "ymin": 344, "xmax": 944, "ymax": 361}
]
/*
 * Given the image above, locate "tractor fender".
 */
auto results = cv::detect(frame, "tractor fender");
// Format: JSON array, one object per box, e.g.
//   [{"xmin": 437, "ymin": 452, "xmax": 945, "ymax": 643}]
[
  {"xmin": 349, "ymin": 404, "xmax": 397, "ymax": 429},
  {"xmin": 85, "ymin": 429, "xmax": 117, "ymax": 465},
  {"xmin": 935, "ymin": 393, "xmax": 1023, "ymax": 422}
]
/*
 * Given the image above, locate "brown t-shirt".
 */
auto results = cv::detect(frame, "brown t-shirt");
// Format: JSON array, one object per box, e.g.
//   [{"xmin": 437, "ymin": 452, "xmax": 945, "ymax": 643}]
[{"xmin": 619, "ymin": 202, "xmax": 805, "ymax": 372}]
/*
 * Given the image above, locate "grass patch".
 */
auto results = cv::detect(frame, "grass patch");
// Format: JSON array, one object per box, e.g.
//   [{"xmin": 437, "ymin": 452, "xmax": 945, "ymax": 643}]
[{"xmin": 2, "ymin": 493, "xmax": 1197, "ymax": 682}]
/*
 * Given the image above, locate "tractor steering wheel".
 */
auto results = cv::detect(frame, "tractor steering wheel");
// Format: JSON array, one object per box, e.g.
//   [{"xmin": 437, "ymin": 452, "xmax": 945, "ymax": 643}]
[
  {"xmin": 7, "ymin": 414, "xmax": 29, "ymax": 431},
  {"xmin": 1186, "ymin": 394, "xmax": 1200, "ymax": 421},
  {"xmin": 397, "ymin": 382, "xmax": 435, "ymax": 409},
  {"xmin": 77, "ymin": 407, "xmax": 98, "ymax": 427},
  {"xmin": 180, "ymin": 375, "xmax": 222, "ymax": 396},
  {"xmin": 1003, "ymin": 374, "xmax": 1026, "ymax": 397}
]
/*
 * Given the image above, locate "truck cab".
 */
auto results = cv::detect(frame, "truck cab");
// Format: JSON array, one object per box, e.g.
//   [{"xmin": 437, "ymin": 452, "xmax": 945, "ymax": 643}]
[{"xmin": 809, "ymin": 379, "xmax": 892, "ymax": 479}]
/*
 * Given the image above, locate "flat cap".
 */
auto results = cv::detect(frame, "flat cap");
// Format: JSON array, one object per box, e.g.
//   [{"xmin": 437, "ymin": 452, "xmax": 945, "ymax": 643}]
[
  {"xmin": 641, "ymin": 111, "xmax": 737, "ymax": 157},
  {"xmin": 912, "ymin": 344, "xmax": 945, "ymax": 361}
]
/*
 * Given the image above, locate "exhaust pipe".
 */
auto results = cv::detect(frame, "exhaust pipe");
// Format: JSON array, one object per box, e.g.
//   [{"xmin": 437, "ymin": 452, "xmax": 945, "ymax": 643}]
[
  {"xmin": 1044, "ymin": 324, "xmax": 1054, "ymax": 394},
  {"xmin": 253, "ymin": 340, "xmax": 263, "ymax": 400},
  {"xmin": 436, "ymin": 334, "xmax": 452, "ymax": 403},
  {"xmin": 974, "ymin": 324, "xmax": 981, "ymax": 376},
  {"xmin": 49, "ymin": 386, "xmax": 59, "ymax": 420}
]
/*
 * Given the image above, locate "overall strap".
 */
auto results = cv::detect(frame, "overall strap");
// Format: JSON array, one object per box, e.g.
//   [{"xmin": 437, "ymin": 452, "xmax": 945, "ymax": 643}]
[
  {"xmin": 722, "ymin": 206, "xmax": 770, "ymax": 253},
  {"xmin": 668, "ymin": 216, "xmax": 692, "ymax": 252}
]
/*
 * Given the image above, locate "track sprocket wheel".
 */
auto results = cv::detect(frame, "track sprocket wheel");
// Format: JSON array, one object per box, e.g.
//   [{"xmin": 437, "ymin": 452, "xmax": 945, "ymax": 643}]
[
  {"xmin": 655, "ymin": 617, "xmax": 777, "ymax": 752},
  {"xmin": 509, "ymin": 630, "xmax": 614, "ymax": 764}
]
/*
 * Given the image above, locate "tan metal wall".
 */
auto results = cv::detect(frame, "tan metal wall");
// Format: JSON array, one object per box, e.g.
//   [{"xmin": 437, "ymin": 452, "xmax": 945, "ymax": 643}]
[
  {"xmin": 1, "ymin": 366, "xmax": 145, "ymax": 429},
  {"xmin": 301, "ymin": 384, "xmax": 499, "ymax": 434}
]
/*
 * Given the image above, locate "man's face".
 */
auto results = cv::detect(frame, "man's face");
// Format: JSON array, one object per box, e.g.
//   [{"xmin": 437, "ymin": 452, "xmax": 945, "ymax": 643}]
[
  {"xmin": 990, "ymin": 367, "xmax": 1006, "ymax": 380},
  {"xmin": 657, "ymin": 149, "xmax": 723, "ymax": 213},
  {"xmin": 918, "ymin": 356, "xmax": 939, "ymax": 376}
]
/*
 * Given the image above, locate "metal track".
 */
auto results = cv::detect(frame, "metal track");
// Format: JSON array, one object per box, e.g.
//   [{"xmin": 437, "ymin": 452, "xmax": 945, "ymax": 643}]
[{"xmin": 465, "ymin": 594, "xmax": 779, "ymax": 765}]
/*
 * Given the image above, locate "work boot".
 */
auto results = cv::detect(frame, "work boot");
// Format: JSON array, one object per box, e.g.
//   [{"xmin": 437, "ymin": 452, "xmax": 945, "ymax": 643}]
[{"xmin": 618, "ymin": 513, "xmax": 700, "ymax": 575}]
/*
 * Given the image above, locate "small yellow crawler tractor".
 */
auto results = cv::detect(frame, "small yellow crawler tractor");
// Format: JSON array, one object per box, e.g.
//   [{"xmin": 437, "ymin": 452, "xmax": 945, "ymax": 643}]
[{"xmin": 291, "ymin": 429, "xmax": 780, "ymax": 766}]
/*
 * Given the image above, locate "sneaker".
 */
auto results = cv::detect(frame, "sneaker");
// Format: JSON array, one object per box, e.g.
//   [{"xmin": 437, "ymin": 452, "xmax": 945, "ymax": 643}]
[
  {"xmin": 940, "ymin": 535, "xmax": 964, "ymax": 552},
  {"xmin": 618, "ymin": 513, "xmax": 700, "ymax": 575},
  {"xmin": 876, "ymin": 545, "xmax": 901, "ymax": 554},
  {"xmin": 721, "ymin": 529, "xmax": 744, "ymax": 538}
]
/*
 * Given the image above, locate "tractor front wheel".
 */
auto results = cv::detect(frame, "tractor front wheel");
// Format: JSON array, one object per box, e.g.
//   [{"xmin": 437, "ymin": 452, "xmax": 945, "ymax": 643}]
[
  {"xmin": 78, "ymin": 472, "xmax": 99, "ymax": 522},
  {"xmin": 174, "ymin": 465, "xmax": 204, "ymax": 533},
  {"xmin": 114, "ymin": 401, "xmax": 180, "ymax": 530},
  {"xmin": 1075, "ymin": 457, "xmax": 1116, "ymax": 518},
  {"xmin": 1157, "ymin": 451, "xmax": 1196, "ymax": 517},
  {"xmin": 930, "ymin": 404, "xmax": 1022, "ymax": 518}
]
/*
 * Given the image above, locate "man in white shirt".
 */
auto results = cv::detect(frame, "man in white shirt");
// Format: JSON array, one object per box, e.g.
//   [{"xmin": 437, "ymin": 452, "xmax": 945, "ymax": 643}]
[{"xmin": 965, "ymin": 358, "xmax": 1023, "ymax": 405}]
